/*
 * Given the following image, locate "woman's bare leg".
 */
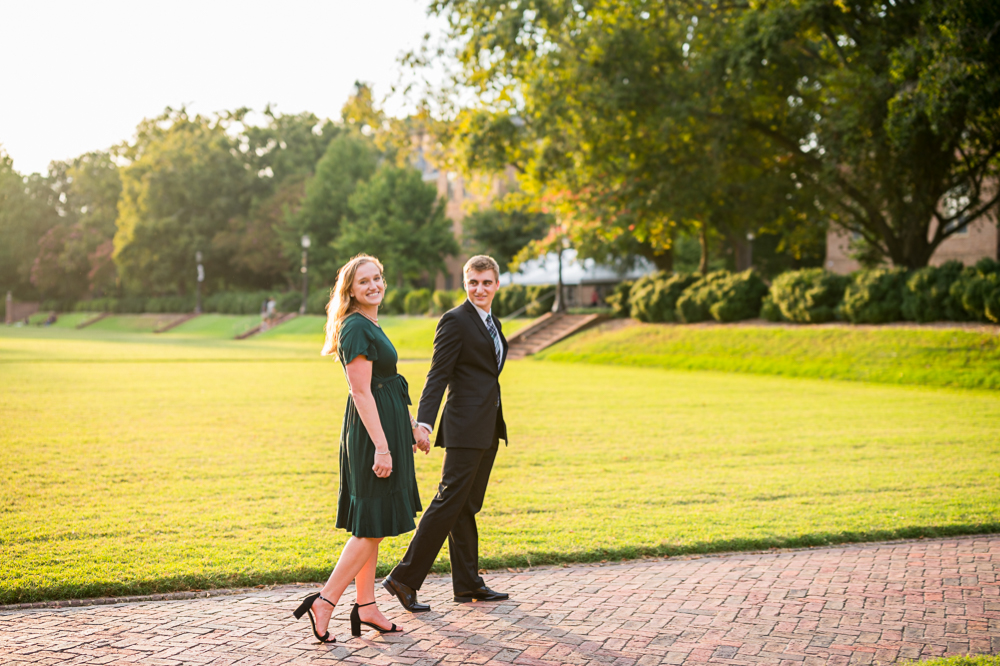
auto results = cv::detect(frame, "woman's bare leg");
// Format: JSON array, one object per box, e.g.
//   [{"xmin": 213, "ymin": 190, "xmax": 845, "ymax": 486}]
[
  {"xmin": 310, "ymin": 536, "xmax": 380, "ymax": 635},
  {"xmin": 353, "ymin": 541, "xmax": 397, "ymax": 630}
]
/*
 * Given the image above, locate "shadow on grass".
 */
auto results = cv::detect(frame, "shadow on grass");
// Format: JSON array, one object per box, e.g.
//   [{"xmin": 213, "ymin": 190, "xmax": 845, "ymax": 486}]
[{"xmin": 7, "ymin": 522, "xmax": 998, "ymax": 605}]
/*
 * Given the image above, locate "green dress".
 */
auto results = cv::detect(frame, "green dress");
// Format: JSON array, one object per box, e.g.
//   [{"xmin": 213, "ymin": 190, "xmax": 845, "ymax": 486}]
[{"xmin": 336, "ymin": 313, "xmax": 422, "ymax": 538}]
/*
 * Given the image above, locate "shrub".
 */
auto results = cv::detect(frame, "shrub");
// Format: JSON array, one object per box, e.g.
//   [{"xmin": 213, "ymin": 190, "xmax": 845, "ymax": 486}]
[
  {"xmin": 605, "ymin": 280, "xmax": 633, "ymax": 318},
  {"xmin": 709, "ymin": 270, "xmax": 770, "ymax": 323},
  {"xmin": 839, "ymin": 268, "xmax": 909, "ymax": 323},
  {"xmin": 769, "ymin": 269, "xmax": 850, "ymax": 323},
  {"xmin": 676, "ymin": 271, "xmax": 731, "ymax": 323},
  {"xmin": 145, "ymin": 295, "xmax": 195, "ymax": 313},
  {"xmin": 630, "ymin": 272, "xmax": 698, "ymax": 323},
  {"xmin": 525, "ymin": 285, "xmax": 555, "ymax": 317},
  {"xmin": 759, "ymin": 295, "xmax": 783, "ymax": 322},
  {"xmin": 115, "ymin": 296, "xmax": 147, "ymax": 313},
  {"xmin": 308, "ymin": 288, "xmax": 332, "ymax": 315},
  {"xmin": 204, "ymin": 291, "xmax": 273, "ymax": 315},
  {"xmin": 984, "ymin": 273, "xmax": 1000, "ymax": 323},
  {"xmin": 381, "ymin": 287, "xmax": 409, "ymax": 315},
  {"xmin": 675, "ymin": 270, "xmax": 767, "ymax": 323},
  {"xmin": 75, "ymin": 297, "xmax": 116, "ymax": 312},
  {"xmin": 404, "ymin": 288, "xmax": 431, "ymax": 315},
  {"xmin": 277, "ymin": 291, "xmax": 302, "ymax": 313},
  {"xmin": 950, "ymin": 258, "xmax": 1000, "ymax": 322},
  {"xmin": 494, "ymin": 284, "xmax": 527, "ymax": 318},
  {"xmin": 901, "ymin": 260, "xmax": 966, "ymax": 322},
  {"xmin": 431, "ymin": 290, "xmax": 456, "ymax": 315}
]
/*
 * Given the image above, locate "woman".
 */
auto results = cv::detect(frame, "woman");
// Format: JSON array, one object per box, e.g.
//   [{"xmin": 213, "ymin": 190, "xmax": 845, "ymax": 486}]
[{"xmin": 293, "ymin": 254, "xmax": 427, "ymax": 642}]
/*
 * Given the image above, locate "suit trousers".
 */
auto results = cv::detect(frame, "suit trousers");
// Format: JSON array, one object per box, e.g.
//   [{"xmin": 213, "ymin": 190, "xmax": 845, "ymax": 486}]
[{"xmin": 390, "ymin": 437, "xmax": 499, "ymax": 593}]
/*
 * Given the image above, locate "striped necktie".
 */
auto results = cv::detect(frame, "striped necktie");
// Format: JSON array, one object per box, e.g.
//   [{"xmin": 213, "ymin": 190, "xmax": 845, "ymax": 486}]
[{"xmin": 485, "ymin": 314, "xmax": 502, "ymax": 368}]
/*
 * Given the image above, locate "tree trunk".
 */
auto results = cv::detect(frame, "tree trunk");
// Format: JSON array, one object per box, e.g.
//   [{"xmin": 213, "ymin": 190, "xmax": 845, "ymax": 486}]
[
  {"xmin": 699, "ymin": 221, "xmax": 709, "ymax": 276},
  {"xmin": 732, "ymin": 233, "xmax": 752, "ymax": 271}
]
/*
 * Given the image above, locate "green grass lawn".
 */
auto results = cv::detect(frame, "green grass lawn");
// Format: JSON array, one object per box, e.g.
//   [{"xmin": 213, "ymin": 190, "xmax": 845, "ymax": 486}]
[
  {"xmin": 538, "ymin": 321, "xmax": 1000, "ymax": 390},
  {"xmin": 1, "ymin": 323, "xmax": 998, "ymax": 604}
]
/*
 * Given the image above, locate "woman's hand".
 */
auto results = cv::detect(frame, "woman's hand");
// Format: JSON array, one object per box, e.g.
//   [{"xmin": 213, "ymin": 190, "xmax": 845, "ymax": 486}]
[
  {"xmin": 373, "ymin": 450, "xmax": 393, "ymax": 478},
  {"xmin": 412, "ymin": 426, "xmax": 431, "ymax": 454}
]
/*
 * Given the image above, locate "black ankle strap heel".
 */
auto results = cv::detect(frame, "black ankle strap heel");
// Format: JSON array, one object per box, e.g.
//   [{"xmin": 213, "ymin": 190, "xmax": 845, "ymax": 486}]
[
  {"xmin": 350, "ymin": 600, "xmax": 402, "ymax": 637},
  {"xmin": 293, "ymin": 592, "xmax": 336, "ymax": 643}
]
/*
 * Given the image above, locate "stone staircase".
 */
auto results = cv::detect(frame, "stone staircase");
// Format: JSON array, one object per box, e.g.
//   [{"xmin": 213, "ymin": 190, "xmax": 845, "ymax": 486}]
[{"xmin": 504, "ymin": 312, "xmax": 603, "ymax": 360}]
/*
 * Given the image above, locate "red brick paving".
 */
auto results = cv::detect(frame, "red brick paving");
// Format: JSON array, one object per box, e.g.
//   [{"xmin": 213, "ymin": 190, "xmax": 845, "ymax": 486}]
[{"xmin": 1, "ymin": 536, "xmax": 997, "ymax": 665}]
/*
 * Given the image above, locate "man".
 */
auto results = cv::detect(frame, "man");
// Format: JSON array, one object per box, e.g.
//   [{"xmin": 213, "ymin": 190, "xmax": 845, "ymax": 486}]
[{"xmin": 383, "ymin": 255, "xmax": 509, "ymax": 612}]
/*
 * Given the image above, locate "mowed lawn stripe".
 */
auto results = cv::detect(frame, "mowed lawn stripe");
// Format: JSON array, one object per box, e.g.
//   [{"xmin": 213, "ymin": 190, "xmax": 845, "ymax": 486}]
[{"xmin": 1, "ymin": 351, "xmax": 997, "ymax": 604}]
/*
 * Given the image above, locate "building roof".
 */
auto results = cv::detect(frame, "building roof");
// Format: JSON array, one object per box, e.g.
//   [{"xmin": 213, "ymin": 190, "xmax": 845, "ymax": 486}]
[{"xmin": 499, "ymin": 249, "xmax": 656, "ymax": 286}]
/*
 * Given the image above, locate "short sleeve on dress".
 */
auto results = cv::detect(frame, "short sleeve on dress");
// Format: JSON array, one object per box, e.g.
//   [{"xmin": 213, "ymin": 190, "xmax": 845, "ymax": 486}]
[{"xmin": 338, "ymin": 317, "xmax": 379, "ymax": 365}]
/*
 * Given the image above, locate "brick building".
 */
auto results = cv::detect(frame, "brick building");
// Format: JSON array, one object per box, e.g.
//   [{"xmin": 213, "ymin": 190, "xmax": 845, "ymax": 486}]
[{"xmin": 825, "ymin": 215, "xmax": 999, "ymax": 274}]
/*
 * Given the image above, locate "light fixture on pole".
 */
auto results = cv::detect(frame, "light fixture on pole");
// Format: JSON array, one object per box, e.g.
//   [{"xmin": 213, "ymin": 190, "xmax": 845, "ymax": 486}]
[
  {"xmin": 552, "ymin": 235, "xmax": 571, "ymax": 314},
  {"xmin": 195, "ymin": 251, "xmax": 204, "ymax": 314},
  {"xmin": 746, "ymin": 232, "xmax": 755, "ymax": 270},
  {"xmin": 300, "ymin": 235, "xmax": 311, "ymax": 315}
]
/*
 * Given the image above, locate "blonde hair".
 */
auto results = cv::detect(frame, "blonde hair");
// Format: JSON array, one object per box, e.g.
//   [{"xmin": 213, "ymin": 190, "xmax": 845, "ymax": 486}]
[
  {"xmin": 463, "ymin": 255, "xmax": 501, "ymax": 282},
  {"xmin": 321, "ymin": 254, "xmax": 385, "ymax": 358}
]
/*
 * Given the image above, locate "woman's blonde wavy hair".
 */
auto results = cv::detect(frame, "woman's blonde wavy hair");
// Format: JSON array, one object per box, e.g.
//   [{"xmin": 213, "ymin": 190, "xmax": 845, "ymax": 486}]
[{"xmin": 321, "ymin": 254, "xmax": 385, "ymax": 359}]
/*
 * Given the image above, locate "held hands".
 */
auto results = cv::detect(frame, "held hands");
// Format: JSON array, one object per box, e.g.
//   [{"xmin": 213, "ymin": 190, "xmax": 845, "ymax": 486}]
[
  {"xmin": 412, "ymin": 425, "xmax": 431, "ymax": 455},
  {"xmin": 373, "ymin": 449, "xmax": 393, "ymax": 478}
]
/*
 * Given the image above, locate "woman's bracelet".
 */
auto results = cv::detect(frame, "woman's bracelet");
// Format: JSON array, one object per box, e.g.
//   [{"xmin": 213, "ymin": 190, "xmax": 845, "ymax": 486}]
[
  {"xmin": 409, "ymin": 415, "xmax": 418, "ymax": 429},
  {"xmin": 375, "ymin": 449, "xmax": 390, "ymax": 456}
]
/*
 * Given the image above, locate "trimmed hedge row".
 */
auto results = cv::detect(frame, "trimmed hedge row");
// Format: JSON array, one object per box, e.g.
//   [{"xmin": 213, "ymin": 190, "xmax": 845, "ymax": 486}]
[
  {"xmin": 69, "ymin": 290, "xmax": 332, "ymax": 316},
  {"xmin": 623, "ymin": 258, "xmax": 1000, "ymax": 325}
]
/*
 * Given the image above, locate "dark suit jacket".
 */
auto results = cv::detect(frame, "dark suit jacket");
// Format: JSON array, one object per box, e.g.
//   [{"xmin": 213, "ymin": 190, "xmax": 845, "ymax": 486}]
[{"xmin": 416, "ymin": 299, "xmax": 508, "ymax": 449}]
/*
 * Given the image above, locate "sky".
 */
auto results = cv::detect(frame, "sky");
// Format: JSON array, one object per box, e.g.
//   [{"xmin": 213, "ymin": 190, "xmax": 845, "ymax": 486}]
[{"xmin": 0, "ymin": 0, "xmax": 447, "ymax": 175}]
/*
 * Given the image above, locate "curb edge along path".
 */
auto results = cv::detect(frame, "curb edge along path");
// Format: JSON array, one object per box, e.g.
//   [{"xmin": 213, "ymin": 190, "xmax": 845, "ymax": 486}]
[{"xmin": 1, "ymin": 536, "xmax": 997, "ymax": 666}]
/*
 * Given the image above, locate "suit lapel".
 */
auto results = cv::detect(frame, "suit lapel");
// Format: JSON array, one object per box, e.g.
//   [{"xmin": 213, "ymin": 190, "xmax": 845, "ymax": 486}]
[{"xmin": 462, "ymin": 299, "xmax": 501, "ymax": 375}]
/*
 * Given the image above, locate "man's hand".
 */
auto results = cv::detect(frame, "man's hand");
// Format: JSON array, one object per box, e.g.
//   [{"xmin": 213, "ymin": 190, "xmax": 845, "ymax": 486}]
[{"xmin": 412, "ymin": 425, "xmax": 432, "ymax": 454}]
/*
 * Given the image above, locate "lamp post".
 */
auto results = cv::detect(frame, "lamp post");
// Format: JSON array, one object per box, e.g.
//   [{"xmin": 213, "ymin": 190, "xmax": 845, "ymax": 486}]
[
  {"xmin": 746, "ymin": 232, "xmax": 755, "ymax": 270},
  {"xmin": 195, "ymin": 251, "xmax": 204, "ymax": 314},
  {"xmin": 300, "ymin": 235, "xmax": 311, "ymax": 315},
  {"xmin": 552, "ymin": 236, "xmax": 571, "ymax": 314}
]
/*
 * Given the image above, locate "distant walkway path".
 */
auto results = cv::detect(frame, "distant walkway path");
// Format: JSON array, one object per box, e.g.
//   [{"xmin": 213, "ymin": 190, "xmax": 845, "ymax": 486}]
[{"xmin": 1, "ymin": 536, "xmax": 996, "ymax": 665}]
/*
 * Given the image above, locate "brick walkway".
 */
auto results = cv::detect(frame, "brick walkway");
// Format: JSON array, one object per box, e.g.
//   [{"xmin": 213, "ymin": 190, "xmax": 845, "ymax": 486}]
[{"xmin": 1, "ymin": 536, "xmax": 996, "ymax": 665}]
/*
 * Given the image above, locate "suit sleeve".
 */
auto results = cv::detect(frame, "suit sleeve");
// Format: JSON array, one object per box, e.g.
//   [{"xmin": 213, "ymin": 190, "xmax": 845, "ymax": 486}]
[{"xmin": 416, "ymin": 312, "xmax": 463, "ymax": 428}]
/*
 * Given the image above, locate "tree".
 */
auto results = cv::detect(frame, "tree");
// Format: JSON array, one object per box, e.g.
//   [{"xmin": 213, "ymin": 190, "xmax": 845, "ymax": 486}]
[
  {"xmin": 29, "ymin": 151, "xmax": 122, "ymax": 300},
  {"xmin": 0, "ymin": 150, "xmax": 60, "ymax": 300},
  {"xmin": 295, "ymin": 131, "xmax": 379, "ymax": 280},
  {"xmin": 216, "ymin": 109, "xmax": 338, "ymax": 289},
  {"xmin": 114, "ymin": 109, "xmax": 252, "ymax": 295},
  {"xmin": 463, "ymin": 204, "xmax": 551, "ymax": 273},
  {"xmin": 337, "ymin": 164, "xmax": 459, "ymax": 287},
  {"xmin": 428, "ymin": 0, "xmax": 1000, "ymax": 269}
]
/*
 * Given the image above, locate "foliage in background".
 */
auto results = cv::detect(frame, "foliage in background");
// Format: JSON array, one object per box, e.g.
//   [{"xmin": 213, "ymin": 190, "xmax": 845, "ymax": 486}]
[
  {"xmin": 951, "ymin": 258, "xmax": 1000, "ymax": 323},
  {"xmin": 114, "ymin": 109, "xmax": 252, "ymax": 296},
  {"xmin": 337, "ymin": 164, "xmax": 459, "ymax": 287},
  {"xmin": 839, "ymin": 268, "xmax": 910, "ymax": 324},
  {"xmin": 294, "ymin": 131, "xmax": 378, "ymax": 280},
  {"xmin": 404, "ymin": 288, "xmax": 432, "ymax": 315},
  {"xmin": 675, "ymin": 270, "xmax": 769, "ymax": 324},
  {"xmin": 629, "ymin": 272, "xmax": 699, "ymax": 323},
  {"xmin": 463, "ymin": 203, "xmax": 552, "ymax": 273},
  {"xmin": 902, "ymin": 261, "xmax": 967, "ymax": 323},
  {"xmin": 766, "ymin": 269, "xmax": 850, "ymax": 324},
  {"xmin": 428, "ymin": 0, "xmax": 1000, "ymax": 270}
]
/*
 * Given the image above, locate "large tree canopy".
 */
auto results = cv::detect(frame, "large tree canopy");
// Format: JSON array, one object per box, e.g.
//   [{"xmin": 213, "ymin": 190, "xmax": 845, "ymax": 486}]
[
  {"xmin": 114, "ymin": 110, "xmax": 252, "ymax": 295},
  {"xmin": 431, "ymin": 0, "xmax": 1000, "ymax": 269},
  {"xmin": 337, "ymin": 164, "xmax": 459, "ymax": 286}
]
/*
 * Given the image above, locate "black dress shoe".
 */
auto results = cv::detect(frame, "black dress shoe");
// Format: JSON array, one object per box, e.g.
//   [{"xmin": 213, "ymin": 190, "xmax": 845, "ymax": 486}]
[
  {"xmin": 382, "ymin": 575, "xmax": 430, "ymax": 613},
  {"xmin": 454, "ymin": 585, "xmax": 509, "ymax": 602}
]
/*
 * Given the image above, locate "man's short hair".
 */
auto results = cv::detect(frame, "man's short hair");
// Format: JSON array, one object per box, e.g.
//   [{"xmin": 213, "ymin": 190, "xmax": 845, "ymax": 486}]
[{"xmin": 463, "ymin": 255, "xmax": 501, "ymax": 282}]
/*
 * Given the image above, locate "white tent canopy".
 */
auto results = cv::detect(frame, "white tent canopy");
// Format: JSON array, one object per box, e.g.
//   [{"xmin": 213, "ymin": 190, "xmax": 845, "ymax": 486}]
[{"xmin": 499, "ymin": 249, "xmax": 655, "ymax": 286}]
